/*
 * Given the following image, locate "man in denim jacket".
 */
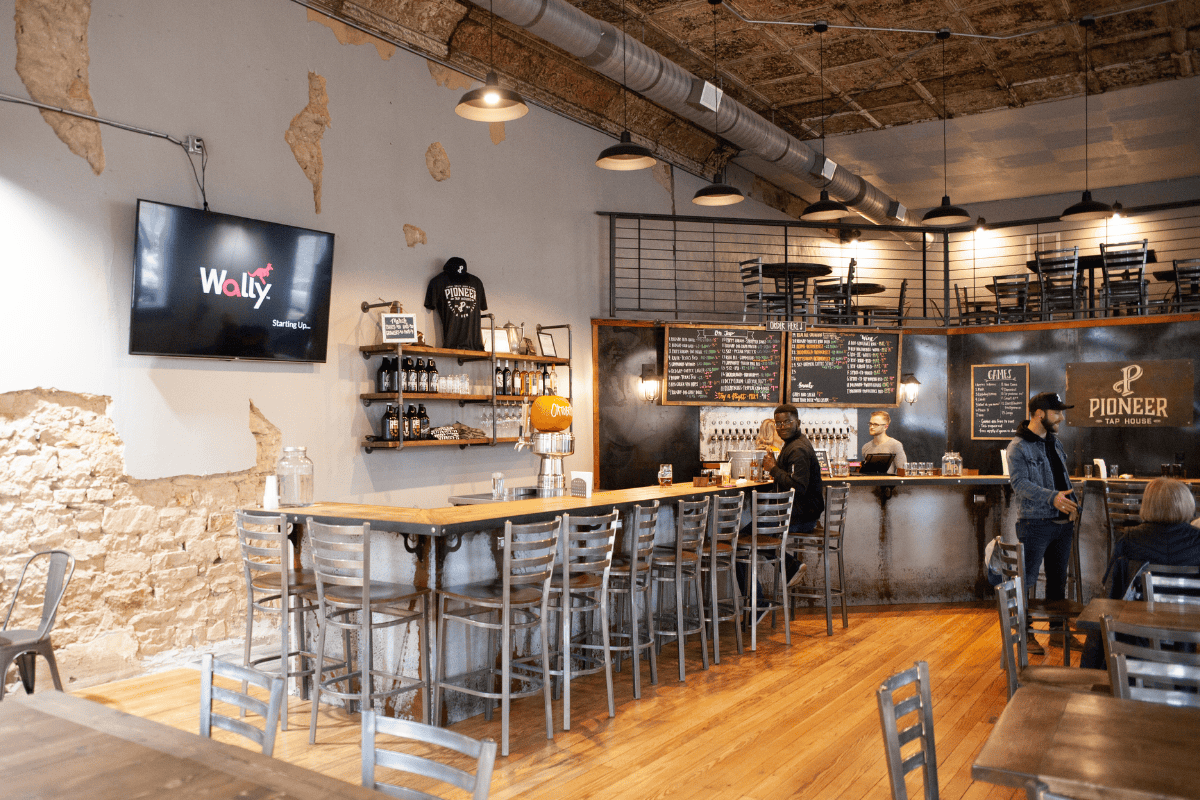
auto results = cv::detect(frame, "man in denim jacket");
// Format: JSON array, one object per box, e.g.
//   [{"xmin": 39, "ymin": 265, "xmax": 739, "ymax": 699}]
[{"xmin": 1006, "ymin": 391, "xmax": 1080, "ymax": 655}]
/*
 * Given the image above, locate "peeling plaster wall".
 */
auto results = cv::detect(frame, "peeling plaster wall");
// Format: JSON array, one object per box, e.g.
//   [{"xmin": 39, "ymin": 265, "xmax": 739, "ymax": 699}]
[{"xmin": 0, "ymin": 0, "xmax": 790, "ymax": 684}]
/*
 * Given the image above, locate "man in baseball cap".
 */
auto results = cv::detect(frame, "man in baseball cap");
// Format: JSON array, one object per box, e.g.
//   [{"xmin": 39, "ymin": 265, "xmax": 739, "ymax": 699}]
[{"xmin": 1005, "ymin": 390, "xmax": 1079, "ymax": 655}]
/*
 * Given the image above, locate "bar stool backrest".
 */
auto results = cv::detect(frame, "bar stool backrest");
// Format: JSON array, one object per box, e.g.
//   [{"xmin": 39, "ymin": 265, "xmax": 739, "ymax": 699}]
[
  {"xmin": 236, "ymin": 510, "xmax": 295, "ymax": 601},
  {"xmin": 675, "ymin": 497, "xmax": 710, "ymax": 565},
  {"xmin": 1100, "ymin": 614, "xmax": 1200, "ymax": 707},
  {"xmin": 752, "ymin": 489, "xmax": 794, "ymax": 541},
  {"xmin": 625, "ymin": 501, "xmax": 660, "ymax": 574},
  {"xmin": 308, "ymin": 518, "xmax": 374, "ymax": 612},
  {"xmin": 1034, "ymin": 246, "xmax": 1081, "ymax": 316},
  {"xmin": 1144, "ymin": 572, "xmax": 1200, "ymax": 606},
  {"xmin": 876, "ymin": 660, "xmax": 939, "ymax": 800},
  {"xmin": 824, "ymin": 483, "xmax": 849, "ymax": 545},
  {"xmin": 504, "ymin": 516, "xmax": 562, "ymax": 594},
  {"xmin": 708, "ymin": 493, "xmax": 744, "ymax": 554},
  {"xmin": 561, "ymin": 509, "xmax": 619, "ymax": 581},
  {"xmin": 199, "ymin": 653, "xmax": 284, "ymax": 756},
  {"xmin": 1173, "ymin": 258, "xmax": 1200, "ymax": 312},
  {"xmin": 362, "ymin": 709, "xmax": 497, "ymax": 800}
]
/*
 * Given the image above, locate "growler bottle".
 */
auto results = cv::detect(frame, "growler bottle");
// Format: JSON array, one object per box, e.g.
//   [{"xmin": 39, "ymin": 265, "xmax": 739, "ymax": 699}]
[
  {"xmin": 427, "ymin": 359, "xmax": 439, "ymax": 393},
  {"xmin": 403, "ymin": 356, "xmax": 416, "ymax": 393},
  {"xmin": 415, "ymin": 358, "xmax": 427, "ymax": 393},
  {"xmin": 417, "ymin": 404, "xmax": 431, "ymax": 440},
  {"xmin": 382, "ymin": 404, "xmax": 399, "ymax": 441}
]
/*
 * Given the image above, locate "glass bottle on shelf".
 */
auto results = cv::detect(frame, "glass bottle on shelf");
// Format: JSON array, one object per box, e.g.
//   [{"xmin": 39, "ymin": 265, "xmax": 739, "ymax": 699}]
[
  {"xmin": 427, "ymin": 359, "xmax": 439, "ymax": 394},
  {"xmin": 417, "ymin": 404, "xmax": 430, "ymax": 440},
  {"xmin": 403, "ymin": 356, "xmax": 416, "ymax": 393},
  {"xmin": 540, "ymin": 364, "xmax": 550, "ymax": 395},
  {"xmin": 382, "ymin": 404, "xmax": 399, "ymax": 441},
  {"xmin": 495, "ymin": 361, "xmax": 504, "ymax": 395},
  {"xmin": 276, "ymin": 446, "xmax": 314, "ymax": 506},
  {"xmin": 376, "ymin": 357, "xmax": 392, "ymax": 393},
  {"xmin": 405, "ymin": 405, "xmax": 417, "ymax": 440},
  {"xmin": 414, "ymin": 358, "xmax": 426, "ymax": 393},
  {"xmin": 549, "ymin": 366, "xmax": 558, "ymax": 395},
  {"xmin": 502, "ymin": 361, "xmax": 512, "ymax": 396}
]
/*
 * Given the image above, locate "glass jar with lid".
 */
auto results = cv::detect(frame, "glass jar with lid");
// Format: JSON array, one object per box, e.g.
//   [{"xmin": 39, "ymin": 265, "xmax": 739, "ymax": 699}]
[{"xmin": 277, "ymin": 446, "xmax": 314, "ymax": 506}]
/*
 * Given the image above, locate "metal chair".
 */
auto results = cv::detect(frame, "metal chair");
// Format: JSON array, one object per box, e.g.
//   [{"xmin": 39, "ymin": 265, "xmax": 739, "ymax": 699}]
[
  {"xmin": 651, "ymin": 497, "xmax": 710, "ymax": 682},
  {"xmin": 1034, "ymin": 246, "xmax": 1083, "ymax": 320},
  {"xmin": 199, "ymin": 653, "xmax": 284, "ymax": 756},
  {"xmin": 549, "ymin": 509, "xmax": 617, "ymax": 730},
  {"xmin": 1144, "ymin": 572, "xmax": 1200, "ymax": 606},
  {"xmin": 992, "ymin": 273, "xmax": 1032, "ymax": 323},
  {"xmin": 361, "ymin": 709, "xmax": 497, "ymax": 800},
  {"xmin": 859, "ymin": 279, "xmax": 907, "ymax": 327},
  {"xmin": 307, "ymin": 518, "xmax": 431, "ymax": 744},
  {"xmin": 740, "ymin": 257, "xmax": 788, "ymax": 322},
  {"xmin": 701, "ymin": 492, "xmax": 744, "ymax": 663},
  {"xmin": 876, "ymin": 660, "xmax": 939, "ymax": 800},
  {"xmin": 1102, "ymin": 480, "xmax": 1145, "ymax": 562},
  {"xmin": 236, "ymin": 510, "xmax": 318, "ymax": 731},
  {"xmin": 0, "ymin": 550, "xmax": 74, "ymax": 699},
  {"xmin": 993, "ymin": 539, "xmax": 1085, "ymax": 665},
  {"xmin": 1172, "ymin": 258, "xmax": 1200, "ymax": 313},
  {"xmin": 953, "ymin": 284, "xmax": 990, "ymax": 326},
  {"xmin": 995, "ymin": 577, "xmax": 1109, "ymax": 700},
  {"xmin": 436, "ymin": 517, "xmax": 559, "ymax": 757},
  {"xmin": 786, "ymin": 483, "xmax": 850, "ymax": 636},
  {"xmin": 1100, "ymin": 614, "xmax": 1200, "ymax": 707},
  {"xmin": 736, "ymin": 488, "xmax": 794, "ymax": 650},
  {"xmin": 607, "ymin": 501, "xmax": 659, "ymax": 697},
  {"xmin": 1099, "ymin": 239, "xmax": 1149, "ymax": 316}
]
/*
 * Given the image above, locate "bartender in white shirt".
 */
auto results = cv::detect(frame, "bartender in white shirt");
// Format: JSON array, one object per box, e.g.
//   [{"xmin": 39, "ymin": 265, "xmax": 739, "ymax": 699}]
[{"xmin": 861, "ymin": 410, "xmax": 907, "ymax": 475}]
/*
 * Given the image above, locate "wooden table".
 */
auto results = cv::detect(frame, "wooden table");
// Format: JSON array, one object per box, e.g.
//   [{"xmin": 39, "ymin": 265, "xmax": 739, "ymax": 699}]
[
  {"xmin": 1073, "ymin": 596, "xmax": 1200, "ymax": 632},
  {"xmin": 759, "ymin": 262, "xmax": 833, "ymax": 320},
  {"xmin": 0, "ymin": 691, "xmax": 389, "ymax": 799},
  {"xmin": 973, "ymin": 684, "xmax": 1200, "ymax": 800}
]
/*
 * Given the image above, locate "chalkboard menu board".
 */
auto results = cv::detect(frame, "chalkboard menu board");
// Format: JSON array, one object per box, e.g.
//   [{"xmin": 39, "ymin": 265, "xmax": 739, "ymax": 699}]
[
  {"xmin": 664, "ymin": 325, "xmax": 783, "ymax": 406},
  {"xmin": 787, "ymin": 331, "xmax": 901, "ymax": 407},
  {"xmin": 971, "ymin": 363, "xmax": 1029, "ymax": 440}
]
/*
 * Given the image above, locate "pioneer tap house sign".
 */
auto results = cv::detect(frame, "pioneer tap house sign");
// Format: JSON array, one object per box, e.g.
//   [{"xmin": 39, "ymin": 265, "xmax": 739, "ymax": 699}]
[{"xmin": 1065, "ymin": 359, "xmax": 1194, "ymax": 428}]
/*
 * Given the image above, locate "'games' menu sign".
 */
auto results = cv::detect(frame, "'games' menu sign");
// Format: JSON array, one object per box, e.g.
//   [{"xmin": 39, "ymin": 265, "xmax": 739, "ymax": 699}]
[{"xmin": 1065, "ymin": 359, "xmax": 1193, "ymax": 427}]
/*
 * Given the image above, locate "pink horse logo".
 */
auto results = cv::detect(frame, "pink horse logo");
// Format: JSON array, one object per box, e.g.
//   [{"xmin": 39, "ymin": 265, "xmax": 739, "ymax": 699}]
[{"xmin": 247, "ymin": 263, "xmax": 273, "ymax": 284}]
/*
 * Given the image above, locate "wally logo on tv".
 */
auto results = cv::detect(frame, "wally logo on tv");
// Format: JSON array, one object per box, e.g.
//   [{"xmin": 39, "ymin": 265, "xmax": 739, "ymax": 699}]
[{"xmin": 198, "ymin": 264, "xmax": 273, "ymax": 309}]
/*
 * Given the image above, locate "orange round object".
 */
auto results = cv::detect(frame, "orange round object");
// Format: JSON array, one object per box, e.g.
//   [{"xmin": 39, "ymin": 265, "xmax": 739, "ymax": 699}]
[{"xmin": 530, "ymin": 395, "xmax": 573, "ymax": 432}]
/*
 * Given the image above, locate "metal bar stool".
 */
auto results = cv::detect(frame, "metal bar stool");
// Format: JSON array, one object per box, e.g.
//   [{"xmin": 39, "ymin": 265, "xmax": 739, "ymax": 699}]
[
  {"xmin": 235, "ymin": 510, "xmax": 318, "ymax": 731},
  {"xmin": 651, "ymin": 496, "xmax": 710, "ymax": 681},
  {"xmin": 736, "ymin": 488, "xmax": 794, "ymax": 650},
  {"xmin": 549, "ymin": 509, "xmax": 618, "ymax": 730},
  {"xmin": 701, "ymin": 492, "xmax": 745, "ymax": 663},
  {"xmin": 307, "ymin": 518, "xmax": 431, "ymax": 744},
  {"xmin": 786, "ymin": 483, "xmax": 850, "ymax": 636},
  {"xmin": 435, "ymin": 517, "xmax": 560, "ymax": 757},
  {"xmin": 607, "ymin": 501, "xmax": 659, "ymax": 698}
]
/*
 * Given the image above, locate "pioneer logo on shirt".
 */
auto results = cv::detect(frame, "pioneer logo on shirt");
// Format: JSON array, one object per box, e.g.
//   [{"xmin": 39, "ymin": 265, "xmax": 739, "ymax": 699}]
[{"xmin": 198, "ymin": 264, "xmax": 273, "ymax": 309}]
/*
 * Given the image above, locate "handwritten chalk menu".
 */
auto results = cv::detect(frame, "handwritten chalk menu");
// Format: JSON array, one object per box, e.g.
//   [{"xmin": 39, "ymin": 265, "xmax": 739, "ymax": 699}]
[
  {"xmin": 664, "ymin": 325, "xmax": 783, "ymax": 406},
  {"xmin": 788, "ymin": 332, "xmax": 901, "ymax": 407},
  {"xmin": 971, "ymin": 363, "xmax": 1029, "ymax": 440}
]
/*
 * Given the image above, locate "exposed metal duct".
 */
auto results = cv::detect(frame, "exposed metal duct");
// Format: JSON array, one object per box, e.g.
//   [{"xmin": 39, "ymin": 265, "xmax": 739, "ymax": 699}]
[{"xmin": 485, "ymin": 0, "xmax": 916, "ymax": 226}]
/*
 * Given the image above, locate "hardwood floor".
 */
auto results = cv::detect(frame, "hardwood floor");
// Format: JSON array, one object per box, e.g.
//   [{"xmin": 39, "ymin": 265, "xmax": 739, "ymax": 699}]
[{"xmin": 76, "ymin": 604, "xmax": 1048, "ymax": 800}]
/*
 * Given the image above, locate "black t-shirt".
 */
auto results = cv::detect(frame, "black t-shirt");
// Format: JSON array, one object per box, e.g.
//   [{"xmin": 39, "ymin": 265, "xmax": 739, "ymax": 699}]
[
  {"xmin": 424, "ymin": 266, "xmax": 487, "ymax": 351},
  {"xmin": 1044, "ymin": 433, "xmax": 1070, "ymax": 521}
]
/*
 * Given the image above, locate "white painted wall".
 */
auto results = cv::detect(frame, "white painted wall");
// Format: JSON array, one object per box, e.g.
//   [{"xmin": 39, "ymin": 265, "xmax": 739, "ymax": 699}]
[{"xmin": 0, "ymin": 0, "xmax": 788, "ymax": 507}]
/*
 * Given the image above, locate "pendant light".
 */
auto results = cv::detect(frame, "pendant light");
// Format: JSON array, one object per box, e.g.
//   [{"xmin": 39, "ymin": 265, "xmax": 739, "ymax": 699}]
[
  {"xmin": 455, "ymin": 0, "xmax": 529, "ymax": 122},
  {"xmin": 801, "ymin": 22, "xmax": 849, "ymax": 222},
  {"xmin": 1060, "ymin": 16, "xmax": 1112, "ymax": 222},
  {"xmin": 922, "ymin": 29, "xmax": 970, "ymax": 226},
  {"xmin": 692, "ymin": 3, "xmax": 742, "ymax": 205},
  {"xmin": 597, "ymin": 0, "xmax": 656, "ymax": 170}
]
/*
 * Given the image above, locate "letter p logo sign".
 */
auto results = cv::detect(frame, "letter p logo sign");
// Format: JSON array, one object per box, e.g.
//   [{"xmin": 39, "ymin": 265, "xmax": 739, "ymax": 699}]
[{"xmin": 1113, "ymin": 364, "xmax": 1143, "ymax": 397}]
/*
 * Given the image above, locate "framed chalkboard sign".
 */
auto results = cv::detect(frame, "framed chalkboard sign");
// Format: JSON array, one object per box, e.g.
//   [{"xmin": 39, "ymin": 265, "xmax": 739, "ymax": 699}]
[
  {"xmin": 663, "ymin": 325, "xmax": 783, "ymax": 406},
  {"xmin": 971, "ymin": 363, "xmax": 1029, "ymax": 440},
  {"xmin": 787, "ymin": 331, "xmax": 901, "ymax": 407}
]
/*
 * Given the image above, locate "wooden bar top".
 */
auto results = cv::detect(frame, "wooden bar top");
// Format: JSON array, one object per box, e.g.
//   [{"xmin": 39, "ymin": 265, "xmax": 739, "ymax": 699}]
[
  {"xmin": 1, "ymin": 691, "xmax": 389, "ymax": 799},
  {"xmin": 280, "ymin": 475, "xmax": 1011, "ymax": 537},
  {"xmin": 973, "ymin": 684, "xmax": 1200, "ymax": 800}
]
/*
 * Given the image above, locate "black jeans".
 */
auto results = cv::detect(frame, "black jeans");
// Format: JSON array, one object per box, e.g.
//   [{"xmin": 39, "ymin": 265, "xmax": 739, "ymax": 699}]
[
  {"xmin": 737, "ymin": 519, "xmax": 815, "ymax": 603},
  {"xmin": 1016, "ymin": 517, "xmax": 1073, "ymax": 631}
]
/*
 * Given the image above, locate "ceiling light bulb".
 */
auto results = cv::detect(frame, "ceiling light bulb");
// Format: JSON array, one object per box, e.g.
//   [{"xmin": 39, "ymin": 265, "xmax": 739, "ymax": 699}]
[
  {"xmin": 455, "ymin": 71, "xmax": 529, "ymax": 122},
  {"xmin": 484, "ymin": 88, "xmax": 501, "ymax": 106}
]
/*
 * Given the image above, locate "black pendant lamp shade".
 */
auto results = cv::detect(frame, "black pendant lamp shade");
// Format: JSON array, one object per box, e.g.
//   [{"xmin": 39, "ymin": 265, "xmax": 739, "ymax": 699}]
[
  {"xmin": 596, "ymin": 130, "xmax": 656, "ymax": 171},
  {"xmin": 1060, "ymin": 18, "xmax": 1111, "ymax": 221},
  {"xmin": 800, "ymin": 23, "xmax": 849, "ymax": 222},
  {"xmin": 455, "ymin": 0, "xmax": 529, "ymax": 123},
  {"xmin": 921, "ymin": 30, "xmax": 969, "ymax": 227},
  {"xmin": 692, "ymin": 173, "xmax": 744, "ymax": 205},
  {"xmin": 802, "ymin": 189, "xmax": 849, "ymax": 221},
  {"xmin": 455, "ymin": 71, "xmax": 529, "ymax": 122}
]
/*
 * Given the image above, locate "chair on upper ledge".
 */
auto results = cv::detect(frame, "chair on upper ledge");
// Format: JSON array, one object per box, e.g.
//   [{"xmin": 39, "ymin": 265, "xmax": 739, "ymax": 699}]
[
  {"xmin": 307, "ymin": 518, "xmax": 431, "ymax": 745},
  {"xmin": 701, "ymin": 492, "xmax": 745, "ymax": 664},
  {"xmin": 1172, "ymin": 258, "xmax": 1200, "ymax": 313},
  {"xmin": 954, "ymin": 284, "xmax": 990, "ymax": 326},
  {"xmin": 651, "ymin": 497, "xmax": 710, "ymax": 682},
  {"xmin": 607, "ymin": 501, "xmax": 660, "ymax": 698},
  {"xmin": 992, "ymin": 273, "xmax": 1032, "ymax": 323},
  {"xmin": 786, "ymin": 483, "xmax": 850, "ymax": 636},
  {"xmin": 995, "ymin": 577, "xmax": 1109, "ymax": 700},
  {"xmin": 199, "ymin": 653, "xmax": 284, "ymax": 756},
  {"xmin": 0, "ymin": 550, "xmax": 74, "ymax": 699},
  {"xmin": 235, "ymin": 509, "xmax": 318, "ymax": 731},
  {"xmin": 859, "ymin": 279, "xmax": 907, "ymax": 327},
  {"xmin": 1034, "ymin": 246, "xmax": 1084, "ymax": 320},
  {"xmin": 1099, "ymin": 238, "xmax": 1149, "ymax": 316},
  {"xmin": 740, "ymin": 257, "xmax": 788, "ymax": 323},
  {"xmin": 436, "ymin": 517, "xmax": 560, "ymax": 757},
  {"xmin": 736, "ymin": 488, "xmax": 794, "ymax": 650}
]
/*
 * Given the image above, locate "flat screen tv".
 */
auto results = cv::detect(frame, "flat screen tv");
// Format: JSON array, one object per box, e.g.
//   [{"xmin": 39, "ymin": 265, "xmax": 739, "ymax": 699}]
[{"xmin": 129, "ymin": 199, "xmax": 335, "ymax": 362}]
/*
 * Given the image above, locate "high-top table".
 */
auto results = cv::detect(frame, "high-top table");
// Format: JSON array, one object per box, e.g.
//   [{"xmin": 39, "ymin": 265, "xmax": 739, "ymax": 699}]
[
  {"xmin": 0, "ymin": 691, "xmax": 390, "ymax": 799},
  {"xmin": 973, "ymin": 684, "xmax": 1200, "ymax": 800},
  {"xmin": 1073, "ymin": 596, "xmax": 1200, "ymax": 632}
]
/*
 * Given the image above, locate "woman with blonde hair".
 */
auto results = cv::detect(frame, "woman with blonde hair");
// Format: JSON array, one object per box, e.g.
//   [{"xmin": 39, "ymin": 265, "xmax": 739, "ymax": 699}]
[{"xmin": 754, "ymin": 418, "xmax": 784, "ymax": 453}]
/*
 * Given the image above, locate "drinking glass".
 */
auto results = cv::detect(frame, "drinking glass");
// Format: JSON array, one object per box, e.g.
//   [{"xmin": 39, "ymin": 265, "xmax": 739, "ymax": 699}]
[
  {"xmin": 491, "ymin": 472, "xmax": 505, "ymax": 500},
  {"xmin": 658, "ymin": 464, "xmax": 673, "ymax": 487},
  {"xmin": 1108, "ymin": 464, "xmax": 1119, "ymax": 478},
  {"xmin": 1084, "ymin": 464, "xmax": 1094, "ymax": 478}
]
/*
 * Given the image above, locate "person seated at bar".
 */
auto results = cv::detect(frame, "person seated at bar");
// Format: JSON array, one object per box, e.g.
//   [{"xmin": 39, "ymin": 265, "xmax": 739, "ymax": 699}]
[
  {"xmin": 861, "ymin": 410, "xmax": 907, "ymax": 475},
  {"xmin": 1079, "ymin": 477, "xmax": 1200, "ymax": 668}
]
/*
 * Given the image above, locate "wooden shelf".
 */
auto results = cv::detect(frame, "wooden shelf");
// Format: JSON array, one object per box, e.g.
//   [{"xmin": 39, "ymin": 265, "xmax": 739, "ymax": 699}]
[
  {"xmin": 362, "ymin": 436, "xmax": 513, "ymax": 452},
  {"xmin": 359, "ymin": 342, "xmax": 568, "ymax": 366},
  {"xmin": 360, "ymin": 392, "xmax": 492, "ymax": 406}
]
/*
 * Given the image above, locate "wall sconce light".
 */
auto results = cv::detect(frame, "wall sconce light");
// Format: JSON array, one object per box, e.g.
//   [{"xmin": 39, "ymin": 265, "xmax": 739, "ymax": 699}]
[
  {"xmin": 838, "ymin": 228, "xmax": 862, "ymax": 245},
  {"xmin": 975, "ymin": 217, "xmax": 987, "ymax": 232},
  {"xmin": 640, "ymin": 363, "xmax": 661, "ymax": 403},
  {"xmin": 900, "ymin": 373, "xmax": 921, "ymax": 405},
  {"xmin": 1111, "ymin": 202, "xmax": 1123, "ymax": 219}
]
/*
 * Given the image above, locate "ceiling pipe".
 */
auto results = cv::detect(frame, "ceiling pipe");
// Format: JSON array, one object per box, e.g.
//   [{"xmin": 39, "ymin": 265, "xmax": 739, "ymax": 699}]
[{"xmin": 484, "ymin": 0, "xmax": 917, "ymax": 227}]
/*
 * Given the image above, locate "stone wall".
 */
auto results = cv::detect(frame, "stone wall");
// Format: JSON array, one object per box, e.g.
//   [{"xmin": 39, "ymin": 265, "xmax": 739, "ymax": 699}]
[{"xmin": 0, "ymin": 388, "xmax": 279, "ymax": 689}]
